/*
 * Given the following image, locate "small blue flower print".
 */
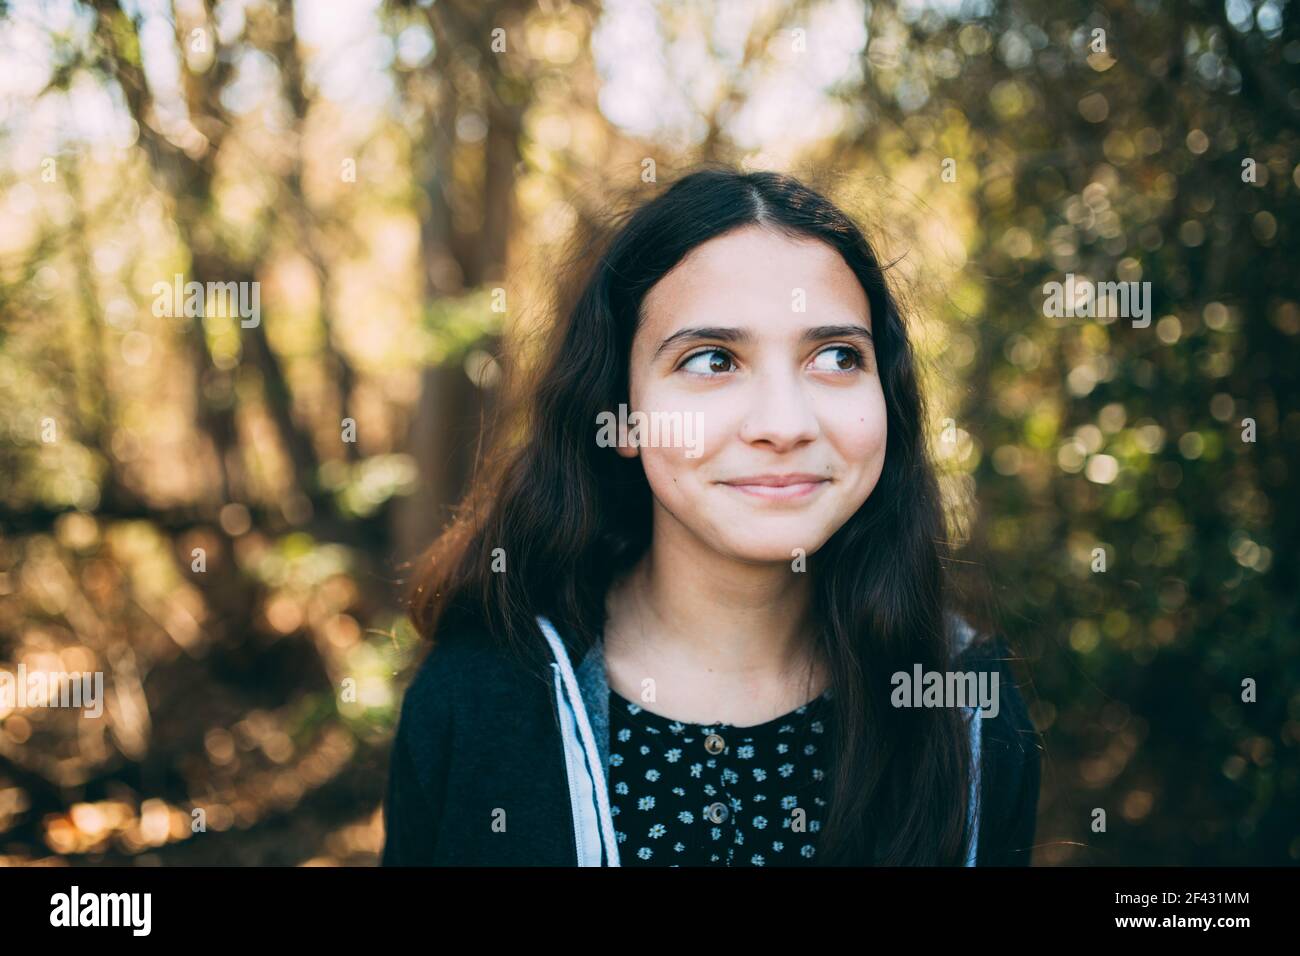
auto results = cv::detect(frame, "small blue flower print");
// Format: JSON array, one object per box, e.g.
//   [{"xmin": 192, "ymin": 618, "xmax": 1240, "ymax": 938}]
[
  {"xmin": 752, "ymin": 768, "xmax": 767, "ymax": 782},
  {"xmin": 751, "ymin": 854, "xmax": 765, "ymax": 865},
  {"xmin": 637, "ymin": 796, "xmax": 655, "ymax": 811},
  {"xmin": 778, "ymin": 763, "xmax": 795, "ymax": 777},
  {"xmin": 610, "ymin": 754, "xmax": 624, "ymax": 767},
  {"xmin": 665, "ymin": 748, "xmax": 682, "ymax": 763},
  {"xmin": 617, "ymin": 728, "xmax": 632, "ymax": 742},
  {"xmin": 637, "ymin": 847, "xmax": 652, "ymax": 860},
  {"xmin": 648, "ymin": 824, "xmax": 666, "ymax": 839},
  {"xmin": 677, "ymin": 810, "xmax": 694, "ymax": 824},
  {"xmin": 645, "ymin": 768, "xmax": 660, "ymax": 782},
  {"xmin": 736, "ymin": 744, "xmax": 755, "ymax": 759},
  {"xmin": 801, "ymin": 845, "xmax": 816, "ymax": 858}
]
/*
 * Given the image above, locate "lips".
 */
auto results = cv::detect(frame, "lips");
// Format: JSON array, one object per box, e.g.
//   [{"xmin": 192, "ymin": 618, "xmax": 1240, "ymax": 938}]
[{"xmin": 718, "ymin": 473, "xmax": 830, "ymax": 500}]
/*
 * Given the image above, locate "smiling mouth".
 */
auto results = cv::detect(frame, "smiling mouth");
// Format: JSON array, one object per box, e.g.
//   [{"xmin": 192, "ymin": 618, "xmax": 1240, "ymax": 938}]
[{"xmin": 718, "ymin": 474, "xmax": 831, "ymax": 501}]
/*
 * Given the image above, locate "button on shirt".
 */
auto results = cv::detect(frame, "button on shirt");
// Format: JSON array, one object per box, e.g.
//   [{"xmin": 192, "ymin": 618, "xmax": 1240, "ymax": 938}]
[{"xmin": 608, "ymin": 686, "xmax": 832, "ymax": 866}]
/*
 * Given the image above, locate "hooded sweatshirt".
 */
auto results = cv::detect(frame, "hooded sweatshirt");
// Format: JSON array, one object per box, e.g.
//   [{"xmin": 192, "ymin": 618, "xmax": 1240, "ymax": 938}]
[{"xmin": 381, "ymin": 611, "xmax": 1041, "ymax": 866}]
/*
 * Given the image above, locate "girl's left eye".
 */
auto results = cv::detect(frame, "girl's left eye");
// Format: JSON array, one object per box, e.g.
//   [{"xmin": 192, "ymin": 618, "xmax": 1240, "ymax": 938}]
[{"xmin": 810, "ymin": 345, "xmax": 862, "ymax": 372}]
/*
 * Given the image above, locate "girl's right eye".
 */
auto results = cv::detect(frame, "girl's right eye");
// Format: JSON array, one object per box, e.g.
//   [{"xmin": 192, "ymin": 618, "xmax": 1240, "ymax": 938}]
[{"xmin": 679, "ymin": 348, "xmax": 736, "ymax": 375}]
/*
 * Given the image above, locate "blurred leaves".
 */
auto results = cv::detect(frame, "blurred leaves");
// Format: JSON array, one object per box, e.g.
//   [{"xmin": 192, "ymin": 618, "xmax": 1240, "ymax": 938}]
[{"xmin": 0, "ymin": 0, "xmax": 1297, "ymax": 866}]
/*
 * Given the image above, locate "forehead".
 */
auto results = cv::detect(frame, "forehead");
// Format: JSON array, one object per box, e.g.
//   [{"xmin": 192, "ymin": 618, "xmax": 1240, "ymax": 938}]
[{"xmin": 639, "ymin": 224, "xmax": 870, "ymax": 332}]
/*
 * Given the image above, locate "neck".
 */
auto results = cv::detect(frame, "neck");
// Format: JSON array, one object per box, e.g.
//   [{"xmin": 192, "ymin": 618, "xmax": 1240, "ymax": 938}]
[{"xmin": 606, "ymin": 504, "xmax": 824, "ymax": 697}]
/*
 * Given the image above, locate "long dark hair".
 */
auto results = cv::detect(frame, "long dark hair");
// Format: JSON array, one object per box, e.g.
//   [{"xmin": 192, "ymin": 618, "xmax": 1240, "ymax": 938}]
[{"xmin": 408, "ymin": 165, "xmax": 973, "ymax": 865}]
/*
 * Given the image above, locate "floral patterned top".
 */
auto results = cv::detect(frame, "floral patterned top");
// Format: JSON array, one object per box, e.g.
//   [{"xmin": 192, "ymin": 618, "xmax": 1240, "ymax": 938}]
[{"xmin": 608, "ymin": 684, "xmax": 833, "ymax": 866}]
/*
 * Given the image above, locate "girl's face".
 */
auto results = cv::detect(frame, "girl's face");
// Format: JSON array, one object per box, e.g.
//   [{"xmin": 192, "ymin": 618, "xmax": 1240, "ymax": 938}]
[{"xmin": 621, "ymin": 224, "xmax": 888, "ymax": 565}]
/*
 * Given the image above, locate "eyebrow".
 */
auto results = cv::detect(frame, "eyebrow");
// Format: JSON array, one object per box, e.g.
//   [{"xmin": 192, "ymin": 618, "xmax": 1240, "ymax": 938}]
[{"xmin": 653, "ymin": 324, "xmax": 873, "ymax": 360}]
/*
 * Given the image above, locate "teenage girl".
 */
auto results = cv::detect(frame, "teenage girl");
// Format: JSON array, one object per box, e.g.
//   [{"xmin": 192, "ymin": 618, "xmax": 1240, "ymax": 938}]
[{"xmin": 383, "ymin": 167, "xmax": 1041, "ymax": 867}]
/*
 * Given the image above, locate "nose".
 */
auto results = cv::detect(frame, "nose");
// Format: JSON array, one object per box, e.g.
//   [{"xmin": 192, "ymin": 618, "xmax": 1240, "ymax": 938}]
[{"xmin": 737, "ymin": 366, "xmax": 820, "ymax": 451}]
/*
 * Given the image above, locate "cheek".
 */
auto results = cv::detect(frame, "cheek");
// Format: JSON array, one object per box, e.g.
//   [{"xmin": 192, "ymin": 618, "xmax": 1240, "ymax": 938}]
[
  {"xmin": 630, "ymin": 378, "xmax": 721, "ymax": 472},
  {"xmin": 638, "ymin": 445, "xmax": 702, "ymax": 520},
  {"xmin": 823, "ymin": 389, "xmax": 888, "ymax": 473},
  {"xmin": 639, "ymin": 435, "xmax": 701, "ymax": 481},
  {"xmin": 631, "ymin": 388, "xmax": 719, "ymax": 510}
]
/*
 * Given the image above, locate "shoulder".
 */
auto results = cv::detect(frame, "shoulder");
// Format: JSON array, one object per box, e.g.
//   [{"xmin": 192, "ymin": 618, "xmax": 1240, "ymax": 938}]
[
  {"xmin": 948, "ymin": 611, "xmax": 1042, "ymax": 863},
  {"xmin": 398, "ymin": 619, "xmax": 553, "ymax": 732},
  {"xmin": 948, "ymin": 610, "xmax": 1035, "ymax": 743},
  {"xmin": 392, "ymin": 622, "xmax": 548, "ymax": 786},
  {"xmin": 951, "ymin": 616, "xmax": 1029, "ymax": 749},
  {"xmin": 948, "ymin": 613, "xmax": 1039, "ymax": 788}
]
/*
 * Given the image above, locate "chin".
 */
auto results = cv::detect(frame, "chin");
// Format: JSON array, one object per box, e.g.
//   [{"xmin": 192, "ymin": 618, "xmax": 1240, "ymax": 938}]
[{"xmin": 705, "ymin": 523, "xmax": 835, "ymax": 566}]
